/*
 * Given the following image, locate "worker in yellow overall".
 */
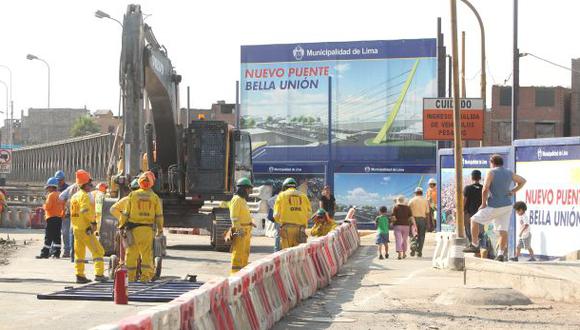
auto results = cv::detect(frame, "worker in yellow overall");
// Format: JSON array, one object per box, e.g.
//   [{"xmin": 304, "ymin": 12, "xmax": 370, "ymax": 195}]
[
  {"xmin": 109, "ymin": 179, "xmax": 139, "ymax": 221},
  {"xmin": 274, "ymin": 178, "xmax": 312, "ymax": 249},
  {"xmin": 70, "ymin": 170, "xmax": 107, "ymax": 284},
  {"xmin": 310, "ymin": 208, "xmax": 337, "ymax": 237},
  {"xmin": 119, "ymin": 172, "xmax": 164, "ymax": 282},
  {"xmin": 228, "ymin": 177, "xmax": 254, "ymax": 274}
]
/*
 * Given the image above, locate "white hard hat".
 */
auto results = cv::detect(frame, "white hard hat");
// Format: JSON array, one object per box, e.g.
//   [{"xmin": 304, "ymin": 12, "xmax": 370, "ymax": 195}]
[
  {"xmin": 415, "ymin": 187, "xmax": 423, "ymax": 193},
  {"xmin": 428, "ymin": 178, "xmax": 437, "ymax": 185}
]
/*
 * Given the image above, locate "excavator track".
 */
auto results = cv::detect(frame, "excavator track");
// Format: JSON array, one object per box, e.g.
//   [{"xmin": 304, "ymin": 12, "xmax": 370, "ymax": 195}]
[{"xmin": 211, "ymin": 208, "xmax": 232, "ymax": 252}]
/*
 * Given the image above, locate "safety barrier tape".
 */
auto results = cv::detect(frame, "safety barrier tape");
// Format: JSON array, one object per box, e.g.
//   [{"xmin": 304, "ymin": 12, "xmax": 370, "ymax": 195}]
[{"xmin": 90, "ymin": 208, "xmax": 360, "ymax": 330}]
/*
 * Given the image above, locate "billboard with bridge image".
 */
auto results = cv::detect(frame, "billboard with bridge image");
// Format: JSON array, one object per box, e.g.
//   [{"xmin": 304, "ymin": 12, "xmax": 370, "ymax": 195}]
[{"xmin": 240, "ymin": 39, "xmax": 438, "ymax": 161}]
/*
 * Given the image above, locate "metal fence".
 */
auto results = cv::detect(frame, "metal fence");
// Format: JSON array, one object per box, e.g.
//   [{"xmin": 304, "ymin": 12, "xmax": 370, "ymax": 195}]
[{"xmin": 8, "ymin": 133, "xmax": 115, "ymax": 184}]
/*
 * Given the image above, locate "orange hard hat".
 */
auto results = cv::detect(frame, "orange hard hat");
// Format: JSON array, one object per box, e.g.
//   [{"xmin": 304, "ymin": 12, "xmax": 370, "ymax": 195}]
[
  {"xmin": 138, "ymin": 172, "xmax": 154, "ymax": 190},
  {"xmin": 96, "ymin": 182, "xmax": 108, "ymax": 192},
  {"xmin": 75, "ymin": 169, "xmax": 92, "ymax": 186}
]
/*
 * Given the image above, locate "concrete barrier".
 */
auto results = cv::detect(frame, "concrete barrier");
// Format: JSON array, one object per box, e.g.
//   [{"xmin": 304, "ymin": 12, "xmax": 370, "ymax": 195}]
[{"xmin": 465, "ymin": 256, "xmax": 580, "ymax": 303}]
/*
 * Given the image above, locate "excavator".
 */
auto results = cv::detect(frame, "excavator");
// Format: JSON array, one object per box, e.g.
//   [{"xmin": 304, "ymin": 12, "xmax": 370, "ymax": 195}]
[{"xmin": 99, "ymin": 4, "xmax": 252, "ymax": 277}]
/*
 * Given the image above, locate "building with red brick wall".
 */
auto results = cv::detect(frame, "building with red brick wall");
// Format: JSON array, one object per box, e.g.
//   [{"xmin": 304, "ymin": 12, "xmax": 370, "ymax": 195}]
[{"xmin": 484, "ymin": 85, "xmax": 572, "ymax": 146}]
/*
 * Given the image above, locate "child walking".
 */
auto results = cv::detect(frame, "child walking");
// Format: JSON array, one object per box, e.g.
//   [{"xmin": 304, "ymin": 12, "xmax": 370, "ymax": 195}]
[
  {"xmin": 37, "ymin": 177, "xmax": 65, "ymax": 259},
  {"xmin": 375, "ymin": 206, "xmax": 389, "ymax": 259},
  {"xmin": 510, "ymin": 201, "xmax": 536, "ymax": 262}
]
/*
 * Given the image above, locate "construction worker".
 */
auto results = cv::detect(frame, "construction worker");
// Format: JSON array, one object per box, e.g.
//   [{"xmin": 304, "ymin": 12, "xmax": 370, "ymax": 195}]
[
  {"xmin": 92, "ymin": 183, "xmax": 108, "ymax": 232},
  {"xmin": 426, "ymin": 178, "xmax": 438, "ymax": 232},
  {"xmin": 310, "ymin": 208, "xmax": 336, "ymax": 237},
  {"xmin": 228, "ymin": 177, "xmax": 254, "ymax": 274},
  {"xmin": 274, "ymin": 177, "xmax": 312, "ymax": 249},
  {"xmin": 109, "ymin": 179, "xmax": 139, "ymax": 221},
  {"xmin": 70, "ymin": 170, "xmax": 107, "ymax": 283},
  {"xmin": 37, "ymin": 177, "xmax": 64, "ymax": 259},
  {"xmin": 119, "ymin": 171, "xmax": 164, "ymax": 282},
  {"xmin": 54, "ymin": 170, "xmax": 71, "ymax": 258}
]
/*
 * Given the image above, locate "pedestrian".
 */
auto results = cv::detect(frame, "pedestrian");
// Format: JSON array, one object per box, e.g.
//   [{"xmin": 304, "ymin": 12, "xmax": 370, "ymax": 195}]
[
  {"xmin": 510, "ymin": 201, "xmax": 536, "ymax": 262},
  {"xmin": 463, "ymin": 170, "xmax": 484, "ymax": 245},
  {"xmin": 375, "ymin": 206, "xmax": 389, "ymax": 259},
  {"xmin": 70, "ymin": 170, "xmax": 107, "ymax": 283},
  {"xmin": 426, "ymin": 178, "xmax": 437, "ymax": 231},
  {"xmin": 228, "ymin": 178, "xmax": 254, "ymax": 275},
  {"xmin": 267, "ymin": 184, "xmax": 281, "ymax": 252},
  {"xmin": 391, "ymin": 196, "xmax": 415, "ymax": 260},
  {"xmin": 319, "ymin": 185, "xmax": 336, "ymax": 219},
  {"xmin": 463, "ymin": 154, "xmax": 527, "ymax": 261},
  {"xmin": 310, "ymin": 208, "xmax": 336, "ymax": 237},
  {"xmin": 37, "ymin": 177, "xmax": 64, "ymax": 259},
  {"xmin": 408, "ymin": 187, "xmax": 430, "ymax": 257},
  {"xmin": 274, "ymin": 177, "xmax": 311, "ymax": 249},
  {"xmin": 54, "ymin": 170, "xmax": 71, "ymax": 258},
  {"xmin": 119, "ymin": 171, "xmax": 164, "ymax": 282}
]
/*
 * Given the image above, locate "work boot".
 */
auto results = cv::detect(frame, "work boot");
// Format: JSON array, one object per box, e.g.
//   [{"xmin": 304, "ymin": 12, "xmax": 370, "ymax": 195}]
[
  {"xmin": 94, "ymin": 275, "xmax": 109, "ymax": 283},
  {"xmin": 76, "ymin": 276, "xmax": 91, "ymax": 284},
  {"xmin": 509, "ymin": 257, "xmax": 519, "ymax": 262},
  {"xmin": 36, "ymin": 254, "xmax": 49, "ymax": 259},
  {"xmin": 463, "ymin": 244, "xmax": 479, "ymax": 253}
]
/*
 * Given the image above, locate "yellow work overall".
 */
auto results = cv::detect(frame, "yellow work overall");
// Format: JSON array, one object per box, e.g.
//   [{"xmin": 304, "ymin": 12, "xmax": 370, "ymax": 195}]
[
  {"xmin": 120, "ymin": 189, "xmax": 163, "ymax": 282},
  {"xmin": 229, "ymin": 195, "xmax": 253, "ymax": 274},
  {"xmin": 70, "ymin": 190, "xmax": 105, "ymax": 277},
  {"xmin": 274, "ymin": 188, "xmax": 311, "ymax": 249}
]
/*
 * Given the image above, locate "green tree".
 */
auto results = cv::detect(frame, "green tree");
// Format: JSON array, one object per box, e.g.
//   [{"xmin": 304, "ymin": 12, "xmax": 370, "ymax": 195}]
[{"xmin": 71, "ymin": 116, "xmax": 100, "ymax": 137}]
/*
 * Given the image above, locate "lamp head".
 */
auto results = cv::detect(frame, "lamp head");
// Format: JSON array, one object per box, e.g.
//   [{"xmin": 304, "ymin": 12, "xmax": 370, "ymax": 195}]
[
  {"xmin": 26, "ymin": 54, "xmax": 38, "ymax": 60},
  {"xmin": 95, "ymin": 10, "xmax": 110, "ymax": 19}
]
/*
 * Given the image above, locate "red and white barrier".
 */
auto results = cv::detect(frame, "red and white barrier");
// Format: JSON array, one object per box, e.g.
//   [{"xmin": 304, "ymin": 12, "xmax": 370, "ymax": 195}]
[{"xmin": 91, "ymin": 209, "xmax": 360, "ymax": 330}]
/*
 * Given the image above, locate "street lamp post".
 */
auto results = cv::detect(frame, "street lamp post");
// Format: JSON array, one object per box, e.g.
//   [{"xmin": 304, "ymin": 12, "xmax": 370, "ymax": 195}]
[
  {"xmin": 0, "ymin": 65, "xmax": 13, "ymax": 146},
  {"xmin": 459, "ymin": 0, "xmax": 486, "ymax": 146},
  {"xmin": 26, "ymin": 54, "xmax": 51, "ymax": 109},
  {"xmin": 95, "ymin": 10, "xmax": 123, "ymax": 27},
  {"xmin": 0, "ymin": 80, "xmax": 8, "ymax": 145}
]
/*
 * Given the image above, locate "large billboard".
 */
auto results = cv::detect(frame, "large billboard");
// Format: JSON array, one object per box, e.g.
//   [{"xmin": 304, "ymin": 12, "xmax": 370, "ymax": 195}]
[
  {"xmin": 241, "ymin": 39, "xmax": 437, "ymax": 161},
  {"xmin": 242, "ymin": 39, "xmax": 438, "ymax": 219},
  {"xmin": 515, "ymin": 143, "xmax": 580, "ymax": 257}
]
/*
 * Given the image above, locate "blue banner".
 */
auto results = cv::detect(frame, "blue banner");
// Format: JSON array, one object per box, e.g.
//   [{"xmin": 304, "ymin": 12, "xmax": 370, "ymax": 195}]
[
  {"xmin": 516, "ymin": 144, "xmax": 580, "ymax": 162},
  {"xmin": 440, "ymin": 153, "xmax": 502, "ymax": 168},
  {"xmin": 334, "ymin": 163, "xmax": 435, "ymax": 174},
  {"xmin": 241, "ymin": 39, "xmax": 436, "ymax": 63},
  {"xmin": 253, "ymin": 163, "xmax": 326, "ymax": 174}
]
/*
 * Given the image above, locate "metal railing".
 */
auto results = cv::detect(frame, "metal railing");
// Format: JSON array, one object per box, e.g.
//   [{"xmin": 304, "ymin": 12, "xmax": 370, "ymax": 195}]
[{"xmin": 7, "ymin": 133, "xmax": 115, "ymax": 184}]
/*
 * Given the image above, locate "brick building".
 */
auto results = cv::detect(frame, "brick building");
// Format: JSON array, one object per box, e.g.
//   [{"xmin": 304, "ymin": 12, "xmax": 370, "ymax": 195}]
[
  {"xmin": 93, "ymin": 109, "xmax": 121, "ymax": 134},
  {"xmin": 571, "ymin": 58, "xmax": 580, "ymax": 137},
  {"xmin": 484, "ymin": 85, "xmax": 572, "ymax": 146},
  {"xmin": 21, "ymin": 108, "xmax": 90, "ymax": 145},
  {"xmin": 179, "ymin": 101, "xmax": 236, "ymax": 126}
]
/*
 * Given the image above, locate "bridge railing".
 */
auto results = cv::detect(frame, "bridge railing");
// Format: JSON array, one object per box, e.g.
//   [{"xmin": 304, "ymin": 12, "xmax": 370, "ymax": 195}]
[{"xmin": 7, "ymin": 133, "xmax": 115, "ymax": 184}]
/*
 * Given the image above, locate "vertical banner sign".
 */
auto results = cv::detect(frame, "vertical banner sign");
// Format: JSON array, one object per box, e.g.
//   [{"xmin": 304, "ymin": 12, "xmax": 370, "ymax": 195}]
[
  {"xmin": 423, "ymin": 98, "xmax": 484, "ymax": 140},
  {"xmin": 0, "ymin": 148, "xmax": 12, "ymax": 174},
  {"xmin": 516, "ymin": 144, "xmax": 580, "ymax": 257}
]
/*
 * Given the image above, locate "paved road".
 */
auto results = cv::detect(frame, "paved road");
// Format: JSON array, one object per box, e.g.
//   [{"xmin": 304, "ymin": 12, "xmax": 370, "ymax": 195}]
[
  {"xmin": 274, "ymin": 233, "xmax": 580, "ymax": 330},
  {"xmin": 0, "ymin": 228, "xmax": 276, "ymax": 330}
]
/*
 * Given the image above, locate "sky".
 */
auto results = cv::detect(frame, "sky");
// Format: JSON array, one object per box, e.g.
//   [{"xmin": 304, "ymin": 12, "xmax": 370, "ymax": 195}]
[{"xmin": 0, "ymin": 0, "xmax": 578, "ymax": 121}]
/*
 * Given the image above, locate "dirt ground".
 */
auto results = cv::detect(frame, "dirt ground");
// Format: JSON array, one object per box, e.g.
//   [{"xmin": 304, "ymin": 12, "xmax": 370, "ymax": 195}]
[{"xmin": 274, "ymin": 234, "xmax": 580, "ymax": 330}]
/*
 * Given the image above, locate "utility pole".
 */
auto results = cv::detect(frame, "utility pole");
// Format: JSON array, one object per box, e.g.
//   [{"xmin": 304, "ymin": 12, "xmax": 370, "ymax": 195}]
[
  {"xmin": 450, "ymin": 0, "xmax": 465, "ymax": 239},
  {"xmin": 461, "ymin": 31, "xmax": 466, "ymax": 98},
  {"xmin": 512, "ymin": 0, "xmax": 519, "ymax": 142}
]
